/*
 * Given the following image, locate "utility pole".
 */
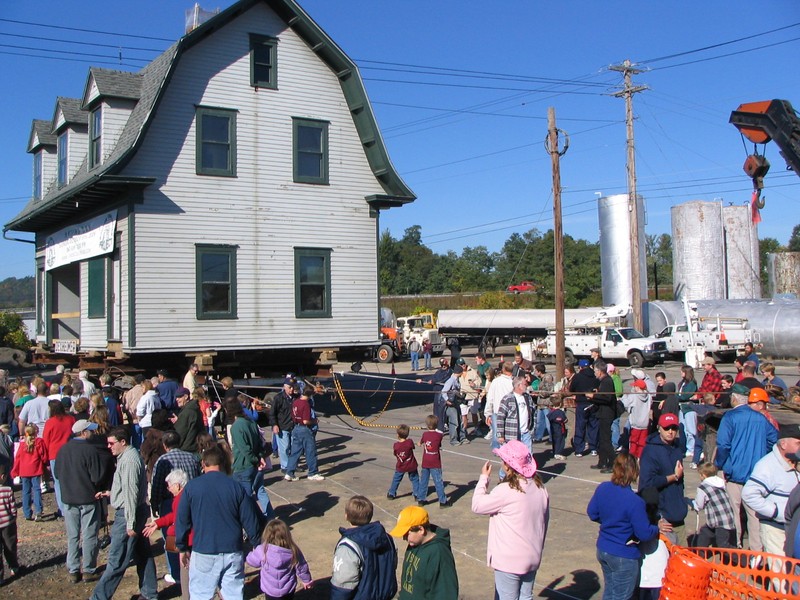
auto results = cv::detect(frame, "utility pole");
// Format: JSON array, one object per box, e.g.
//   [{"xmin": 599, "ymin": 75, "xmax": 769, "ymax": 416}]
[
  {"xmin": 611, "ymin": 59, "xmax": 648, "ymax": 331},
  {"xmin": 546, "ymin": 107, "xmax": 568, "ymax": 374}
]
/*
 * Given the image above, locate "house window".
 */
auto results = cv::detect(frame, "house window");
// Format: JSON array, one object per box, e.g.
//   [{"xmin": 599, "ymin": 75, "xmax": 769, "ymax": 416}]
[
  {"xmin": 294, "ymin": 247, "xmax": 331, "ymax": 318},
  {"xmin": 33, "ymin": 151, "xmax": 42, "ymax": 200},
  {"xmin": 196, "ymin": 244, "xmax": 237, "ymax": 319},
  {"xmin": 293, "ymin": 118, "xmax": 329, "ymax": 184},
  {"xmin": 250, "ymin": 34, "xmax": 277, "ymax": 89},
  {"xmin": 89, "ymin": 108, "xmax": 102, "ymax": 168},
  {"xmin": 196, "ymin": 107, "xmax": 237, "ymax": 176},
  {"xmin": 87, "ymin": 257, "xmax": 105, "ymax": 318},
  {"xmin": 57, "ymin": 132, "xmax": 68, "ymax": 186}
]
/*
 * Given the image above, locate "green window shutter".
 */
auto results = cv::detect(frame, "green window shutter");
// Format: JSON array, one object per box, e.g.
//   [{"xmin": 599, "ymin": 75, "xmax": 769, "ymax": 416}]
[{"xmin": 87, "ymin": 258, "xmax": 105, "ymax": 318}]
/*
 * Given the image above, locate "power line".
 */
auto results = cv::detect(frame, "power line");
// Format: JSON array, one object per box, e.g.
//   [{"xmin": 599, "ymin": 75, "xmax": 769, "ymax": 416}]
[
  {"xmin": 373, "ymin": 100, "xmax": 620, "ymax": 123},
  {"xmin": 0, "ymin": 31, "xmax": 165, "ymax": 54},
  {"xmin": 0, "ymin": 49, "xmax": 141, "ymax": 69},
  {"xmin": 0, "ymin": 17, "xmax": 174, "ymax": 42},
  {"xmin": 363, "ymin": 76, "xmax": 605, "ymax": 96},
  {"xmin": 0, "ymin": 42, "xmax": 149, "ymax": 63},
  {"xmin": 650, "ymin": 35, "xmax": 800, "ymax": 71}
]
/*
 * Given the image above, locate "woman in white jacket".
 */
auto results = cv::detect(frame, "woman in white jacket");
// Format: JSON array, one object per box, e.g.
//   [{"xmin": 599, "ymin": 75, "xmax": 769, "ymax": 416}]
[{"xmin": 136, "ymin": 379, "xmax": 161, "ymax": 440}]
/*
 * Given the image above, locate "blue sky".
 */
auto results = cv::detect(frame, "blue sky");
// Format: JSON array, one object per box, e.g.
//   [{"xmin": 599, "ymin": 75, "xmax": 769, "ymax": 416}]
[{"xmin": 1, "ymin": 0, "xmax": 799, "ymax": 279}]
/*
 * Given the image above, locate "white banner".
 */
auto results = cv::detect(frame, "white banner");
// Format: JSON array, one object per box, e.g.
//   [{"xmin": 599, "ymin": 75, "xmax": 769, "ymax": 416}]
[{"xmin": 45, "ymin": 210, "xmax": 117, "ymax": 271}]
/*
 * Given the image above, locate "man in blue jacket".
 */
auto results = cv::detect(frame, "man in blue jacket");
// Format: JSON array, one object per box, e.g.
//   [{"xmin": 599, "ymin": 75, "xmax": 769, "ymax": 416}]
[
  {"xmin": 176, "ymin": 445, "xmax": 261, "ymax": 599},
  {"xmin": 639, "ymin": 413, "xmax": 688, "ymax": 545},
  {"xmin": 714, "ymin": 387, "xmax": 778, "ymax": 550}
]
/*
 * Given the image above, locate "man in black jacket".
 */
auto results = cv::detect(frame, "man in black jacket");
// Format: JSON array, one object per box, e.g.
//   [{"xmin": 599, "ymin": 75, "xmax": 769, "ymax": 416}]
[
  {"xmin": 54, "ymin": 419, "xmax": 105, "ymax": 584},
  {"xmin": 569, "ymin": 360, "xmax": 599, "ymax": 457},
  {"xmin": 270, "ymin": 378, "xmax": 297, "ymax": 473},
  {"xmin": 588, "ymin": 360, "xmax": 618, "ymax": 472}
]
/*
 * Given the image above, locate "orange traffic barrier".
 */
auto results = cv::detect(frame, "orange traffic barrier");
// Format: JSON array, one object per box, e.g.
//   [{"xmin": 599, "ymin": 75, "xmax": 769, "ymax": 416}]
[{"xmin": 659, "ymin": 544, "xmax": 800, "ymax": 600}]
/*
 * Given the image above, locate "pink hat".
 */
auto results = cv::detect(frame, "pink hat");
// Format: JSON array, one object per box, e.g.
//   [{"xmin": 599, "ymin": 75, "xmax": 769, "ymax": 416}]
[
  {"xmin": 493, "ymin": 440, "xmax": 537, "ymax": 478},
  {"xmin": 607, "ymin": 364, "xmax": 616, "ymax": 373}
]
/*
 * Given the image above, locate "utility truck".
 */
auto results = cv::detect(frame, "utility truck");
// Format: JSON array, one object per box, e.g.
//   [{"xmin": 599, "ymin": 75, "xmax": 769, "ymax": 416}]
[
  {"xmin": 536, "ymin": 306, "xmax": 668, "ymax": 367},
  {"xmin": 375, "ymin": 309, "xmax": 445, "ymax": 363}
]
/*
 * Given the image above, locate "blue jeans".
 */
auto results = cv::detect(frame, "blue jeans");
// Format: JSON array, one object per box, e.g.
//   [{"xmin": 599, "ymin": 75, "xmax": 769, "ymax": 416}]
[
  {"xmin": 90, "ymin": 505, "xmax": 157, "ymax": 600},
  {"xmin": 446, "ymin": 405, "xmax": 464, "ymax": 445},
  {"xmin": 50, "ymin": 459, "xmax": 65, "ymax": 515},
  {"xmin": 274, "ymin": 428, "xmax": 292, "ymax": 470},
  {"xmin": 189, "ymin": 551, "xmax": 244, "ymax": 600},
  {"xmin": 490, "ymin": 412, "xmax": 500, "ymax": 450},
  {"xmin": 233, "ymin": 466, "xmax": 275, "ymax": 519},
  {"xmin": 424, "ymin": 352, "xmax": 432, "ymax": 370},
  {"xmin": 494, "ymin": 568, "xmax": 537, "ymax": 600},
  {"xmin": 410, "ymin": 351, "xmax": 420, "ymax": 371},
  {"xmin": 419, "ymin": 467, "xmax": 447, "ymax": 504},
  {"xmin": 64, "ymin": 502, "xmax": 99, "ymax": 574},
  {"xmin": 534, "ymin": 408, "xmax": 550, "ymax": 440},
  {"xmin": 388, "ymin": 470, "xmax": 420, "ymax": 498},
  {"xmin": 286, "ymin": 425, "xmax": 318, "ymax": 476},
  {"xmin": 681, "ymin": 409, "xmax": 697, "ymax": 458},
  {"xmin": 21, "ymin": 476, "xmax": 43, "ymax": 518},
  {"xmin": 597, "ymin": 549, "xmax": 640, "ymax": 600}
]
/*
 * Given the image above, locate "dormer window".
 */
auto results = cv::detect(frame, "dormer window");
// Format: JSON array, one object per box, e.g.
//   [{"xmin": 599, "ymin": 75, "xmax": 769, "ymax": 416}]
[
  {"xmin": 89, "ymin": 108, "xmax": 102, "ymax": 168},
  {"xmin": 33, "ymin": 152, "xmax": 42, "ymax": 200},
  {"xmin": 57, "ymin": 132, "xmax": 68, "ymax": 187}
]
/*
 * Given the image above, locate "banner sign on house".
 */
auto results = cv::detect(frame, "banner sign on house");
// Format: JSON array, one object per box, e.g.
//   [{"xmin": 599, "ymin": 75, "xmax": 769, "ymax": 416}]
[{"xmin": 45, "ymin": 210, "xmax": 117, "ymax": 271}]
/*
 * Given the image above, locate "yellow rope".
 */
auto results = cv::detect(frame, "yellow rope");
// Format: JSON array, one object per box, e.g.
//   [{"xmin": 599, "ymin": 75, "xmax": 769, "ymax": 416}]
[{"xmin": 333, "ymin": 374, "xmax": 423, "ymax": 430}]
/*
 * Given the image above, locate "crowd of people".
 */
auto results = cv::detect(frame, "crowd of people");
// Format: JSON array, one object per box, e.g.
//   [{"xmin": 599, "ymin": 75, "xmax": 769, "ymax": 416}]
[{"xmin": 0, "ymin": 349, "xmax": 798, "ymax": 599}]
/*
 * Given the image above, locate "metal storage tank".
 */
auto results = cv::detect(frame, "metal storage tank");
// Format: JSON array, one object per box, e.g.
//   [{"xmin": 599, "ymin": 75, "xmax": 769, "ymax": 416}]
[
  {"xmin": 722, "ymin": 204, "xmax": 761, "ymax": 299},
  {"xmin": 598, "ymin": 194, "xmax": 647, "ymax": 308},
  {"xmin": 671, "ymin": 201, "xmax": 725, "ymax": 300},
  {"xmin": 767, "ymin": 252, "xmax": 800, "ymax": 297},
  {"xmin": 646, "ymin": 298, "xmax": 800, "ymax": 357}
]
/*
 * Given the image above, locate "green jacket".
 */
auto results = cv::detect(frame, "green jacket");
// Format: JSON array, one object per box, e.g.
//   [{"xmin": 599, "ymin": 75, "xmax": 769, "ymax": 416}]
[
  {"xmin": 230, "ymin": 416, "xmax": 263, "ymax": 473},
  {"xmin": 399, "ymin": 525, "xmax": 458, "ymax": 600}
]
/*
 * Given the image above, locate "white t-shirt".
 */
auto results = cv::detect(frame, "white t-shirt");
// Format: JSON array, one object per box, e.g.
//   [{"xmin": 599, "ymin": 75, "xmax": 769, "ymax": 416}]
[{"xmin": 515, "ymin": 392, "xmax": 530, "ymax": 434}]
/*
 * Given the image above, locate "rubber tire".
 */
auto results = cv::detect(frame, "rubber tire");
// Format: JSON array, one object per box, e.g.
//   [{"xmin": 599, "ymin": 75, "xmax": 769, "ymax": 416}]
[
  {"xmin": 628, "ymin": 350, "xmax": 644, "ymax": 368},
  {"xmin": 376, "ymin": 344, "xmax": 393, "ymax": 363},
  {"xmin": 564, "ymin": 349, "xmax": 575, "ymax": 364}
]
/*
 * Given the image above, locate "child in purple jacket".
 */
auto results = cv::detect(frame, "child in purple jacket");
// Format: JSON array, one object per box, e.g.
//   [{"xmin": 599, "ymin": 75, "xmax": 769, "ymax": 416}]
[{"xmin": 246, "ymin": 518, "xmax": 313, "ymax": 599}]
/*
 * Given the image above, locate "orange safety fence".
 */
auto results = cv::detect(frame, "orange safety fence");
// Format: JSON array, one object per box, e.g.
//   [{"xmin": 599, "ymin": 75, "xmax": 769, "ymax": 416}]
[{"xmin": 660, "ymin": 542, "xmax": 800, "ymax": 600}]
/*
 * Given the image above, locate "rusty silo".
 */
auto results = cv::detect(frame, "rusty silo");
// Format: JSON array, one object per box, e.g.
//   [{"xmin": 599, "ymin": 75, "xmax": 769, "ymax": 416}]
[
  {"xmin": 767, "ymin": 252, "xmax": 800, "ymax": 297},
  {"xmin": 671, "ymin": 200, "xmax": 725, "ymax": 300}
]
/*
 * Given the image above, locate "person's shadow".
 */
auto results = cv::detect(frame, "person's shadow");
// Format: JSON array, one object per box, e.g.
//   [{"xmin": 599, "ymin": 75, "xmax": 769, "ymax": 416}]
[{"xmin": 538, "ymin": 569, "xmax": 601, "ymax": 598}]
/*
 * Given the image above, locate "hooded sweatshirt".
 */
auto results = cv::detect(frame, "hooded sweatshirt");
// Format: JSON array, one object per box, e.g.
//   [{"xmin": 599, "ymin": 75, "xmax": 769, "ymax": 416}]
[
  {"xmin": 245, "ymin": 542, "xmax": 312, "ymax": 597},
  {"xmin": 399, "ymin": 525, "xmax": 458, "ymax": 600},
  {"xmin": 639, "ymin": 432, "xmax": 688, "ymax": 524},
  {"xmin": 331, "ymin": 521, "xmax": 398, "ymax": 600},
  {"xmin": 622, "ymin": 388, "xmax": 651, "ymax": 429}
]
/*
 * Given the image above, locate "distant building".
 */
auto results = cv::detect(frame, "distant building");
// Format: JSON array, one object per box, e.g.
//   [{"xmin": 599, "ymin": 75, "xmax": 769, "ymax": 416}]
[{"xmin": 4, "ymin": 0, "xmax": 414, "ymax": 370}]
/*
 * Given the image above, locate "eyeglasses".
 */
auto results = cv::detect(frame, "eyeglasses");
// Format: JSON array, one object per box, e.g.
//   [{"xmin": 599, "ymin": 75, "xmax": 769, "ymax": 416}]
[
  {"xmin": 107, "ymin": 440, "xmax": 119, "ymax": 447},
  {"xmin": 662, "ymin": 426, "xmax": 679, "ymax": 432}
]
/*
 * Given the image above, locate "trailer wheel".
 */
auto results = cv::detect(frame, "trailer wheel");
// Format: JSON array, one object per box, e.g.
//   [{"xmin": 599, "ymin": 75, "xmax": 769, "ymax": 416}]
[
  {"xmin": 628, "ymin": 350, "xmax": 644, "ymax": 368},
  {"xmin": 376, "ymin": 344, "xmax": 394, "ymax": 363},
  {"xmin": 564, "ymin": 349, "xmax": 575, "ymax": 364}
]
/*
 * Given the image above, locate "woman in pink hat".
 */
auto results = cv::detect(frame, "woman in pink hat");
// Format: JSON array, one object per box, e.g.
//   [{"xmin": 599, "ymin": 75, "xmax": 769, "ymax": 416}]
[{"xmin": 471, "ymin": 439, "xmax": 549, "ymax": 600}]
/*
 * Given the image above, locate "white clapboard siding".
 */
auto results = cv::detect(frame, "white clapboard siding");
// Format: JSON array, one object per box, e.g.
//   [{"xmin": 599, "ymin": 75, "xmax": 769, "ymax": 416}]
[
  {"xmin": 40, "ymin": 147, "xmax": 58, "ymax": 198},
  {"xmin": 101, "ymin": 99, "xmax": 136, "ymax": 165},
  {"xmin": 120, "ymin": 3, "xmax": 385, "ymax": 352},
  {"xmin": 67, "ymin": 126, "xmax": 88, "ymax": 183}
]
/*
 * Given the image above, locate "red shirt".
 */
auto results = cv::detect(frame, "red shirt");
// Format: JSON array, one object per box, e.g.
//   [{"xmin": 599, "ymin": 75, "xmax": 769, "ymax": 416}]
[
  {"xmin": 393, "ymin": 438, "xmax": 418, "ymax": 473},
  {"xmin": 43, "ymin": 414, "xmax": 75, "ymax": 461},
  {"xmin": 420, "ymin": 430, "xmax": 444, "ymax": 469},
  {"xmin": 291, "ymin": 398, "xmax": 312, "ymax": 424},
  {"xmin": 698, "ymin": 367, "xmax": 723, "ymax": 395},
  {"xmin": 154, "ymin": 490, "xmax": 194, "ymax": 544},
  {"xmin": 11, "ymin": 438, "xmax": 47, "ymax": 478}
]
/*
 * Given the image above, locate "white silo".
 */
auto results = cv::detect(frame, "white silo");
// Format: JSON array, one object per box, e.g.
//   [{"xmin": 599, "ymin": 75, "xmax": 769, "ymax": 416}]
[
  {"xmin": 598, "ymin": 194, "xmax": 647, "ymax": 307},
  {"xmin": 722, "ymin": 204, "xmax": 761, "ymax": 299},
  {"xmin": 671, "ymin": 200, "xmax": 726, "ymax": 300}
]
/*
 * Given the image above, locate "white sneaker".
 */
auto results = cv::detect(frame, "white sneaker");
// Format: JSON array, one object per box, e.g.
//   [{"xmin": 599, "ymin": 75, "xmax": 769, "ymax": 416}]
[
  {"xmin": 484, "ymin": 432, "xmax": 493, "ymax": 440},
  {"xmin": 307, "ymin": 473, "xmax": 325, "ymax": 481},
  {"xmin": 284, "ymin": 474, "xmax": 299, "ymax": 482},
  {"xmin": 554, "ymin": 454, "xmax": 566, "ymax": 460},
  {"xmin": 590, "ymin": 450, "xmax": 598, "ymax": 457},
  {"xmin": 164, "ymin": 574, "xmax": 176, "ymax": 584}
]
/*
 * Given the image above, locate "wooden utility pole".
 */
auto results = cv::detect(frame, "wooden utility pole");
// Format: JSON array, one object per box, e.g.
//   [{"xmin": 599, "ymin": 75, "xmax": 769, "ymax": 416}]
[
  {"xmin": 547, "ymin": 107, "xmax": 568, "ymax": 374},
  {"xmin": 611, "ymin": 60, "xmax": 648, "ymax": 331}
]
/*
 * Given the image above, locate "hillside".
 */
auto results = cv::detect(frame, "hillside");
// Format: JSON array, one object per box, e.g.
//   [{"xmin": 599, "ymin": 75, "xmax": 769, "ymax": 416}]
[{"xmin": 0, "ymin": 276, "xmax": 34, "ymax": 308}]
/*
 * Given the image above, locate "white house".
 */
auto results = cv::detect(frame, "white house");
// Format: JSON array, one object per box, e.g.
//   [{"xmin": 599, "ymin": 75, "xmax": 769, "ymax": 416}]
[{"xmin": 5, "ymin": 0, "xmax": 415, "ymax": 373}]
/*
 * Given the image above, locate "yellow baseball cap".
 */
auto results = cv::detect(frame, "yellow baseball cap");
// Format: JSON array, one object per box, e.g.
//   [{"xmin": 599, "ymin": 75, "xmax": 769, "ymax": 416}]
[{"xmin": 389, "ymin": 506, "xmax": 429, "ymax": 537}]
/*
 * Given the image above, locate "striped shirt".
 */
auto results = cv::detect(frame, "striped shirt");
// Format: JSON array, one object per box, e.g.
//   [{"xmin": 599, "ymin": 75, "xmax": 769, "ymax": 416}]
[
  {"xmin": 0, "ymin": 483, "xmax": 16, "ymax": 528},
  {"xmin": 110, "ymin": 446, "xmax": 147, "ymax": 530},
  {"xmin": 151, "ymin": 448, "xmax": 201, "ymax": 510}
]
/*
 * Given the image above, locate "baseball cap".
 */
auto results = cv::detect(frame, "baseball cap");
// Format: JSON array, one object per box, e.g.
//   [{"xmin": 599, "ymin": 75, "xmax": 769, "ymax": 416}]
[
  {"xmin": 590, "ymin": 348, "xmax": 600, "ymax": 353},
  {"xmin": 389, "ymin": 506, "xmax": 430, "ymax": 537},
  {"xmin": 748, "ymin": 387, "xmax": 769, "ymax": 404},
  {"xmin": 283, "ymin": 377, "xmax": 297, "ymax": 386},
  {"xmin": 631, "ymin": 380, "xmax": 647, "ymax": 390},
  {"xmin": 175, "ymin": 386, "xmax": 190, "ymax": 397},
  {"xmin": 606, "ymin": 364, "xmax": 616, "ymax": 373},
  {"xmin": 72, "ymin": 419, "xmax": 99, "ymax": 434},
  {"xmin": 778, "ymin": 423, "xmax": 800, "ymax": 440},
  {"xmin": 702, "ymin": 357, "xmax": 716, "ymax": 366},
  {"xmin": 630, "ymin": 369, "xmax": 645, "ymax": 380},
  {"xmin": 658, "ymin": 413, "xmax": 679, "ymax": 428},
  {"xmin": 577, "ymin": 359, "xmax": 591, "ymax": 368},
  {"xmin": 456, "ymin": 358, "xmax": 466, "ymax": 366},
  {"xmin": 731, "ymin": 383, "xmax": 750, "ymax": 396}
]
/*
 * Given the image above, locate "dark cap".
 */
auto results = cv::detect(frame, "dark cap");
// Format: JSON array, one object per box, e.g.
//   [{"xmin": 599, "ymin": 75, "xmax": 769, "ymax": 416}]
[
  {"xmin": 779, "ymin": 423, "xmax": 800, "ymax": 440},
  {"xmin": 283, "ymin": 377, "xmax": 297, "ymax": 386},
  {"xmin": 456, "ymin": 358, "xmax": 466, "ymax": 366},
  {"xmin": 175, "ymin": 386, "xmax": 190, "ymax": 397},
  {"xmin": 453, "ymin": 365, "xmax": 463, "ymax": 375},
  {"xmin": 590, "ymin": 348, "xmax": 600, "ymax": 353},
  {"xmin": 134, "ymin": 374, "xmax": 145, "ymax": 384}
]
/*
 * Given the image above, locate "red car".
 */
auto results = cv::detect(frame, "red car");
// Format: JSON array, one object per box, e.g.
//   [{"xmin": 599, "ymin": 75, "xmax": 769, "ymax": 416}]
[{"xmin": 507, "ymin": 281, "xmax": 537, "ymax": 293}]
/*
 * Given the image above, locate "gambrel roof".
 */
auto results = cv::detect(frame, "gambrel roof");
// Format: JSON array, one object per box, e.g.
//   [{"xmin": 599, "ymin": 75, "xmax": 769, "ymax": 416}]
[{"xmin": 5, "ymin": 0, "xmax": 415, "ymax": 234}]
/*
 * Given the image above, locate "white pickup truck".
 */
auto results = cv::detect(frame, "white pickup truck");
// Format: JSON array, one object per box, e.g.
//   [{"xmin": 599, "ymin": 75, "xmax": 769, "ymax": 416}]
[
  {"xmin": 655, "ymin": 321, "xmax": 751, "ymax": 362},
  {"xmin": 537, "ymin": 325, "xmax": 669, "ymax": 368}
]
